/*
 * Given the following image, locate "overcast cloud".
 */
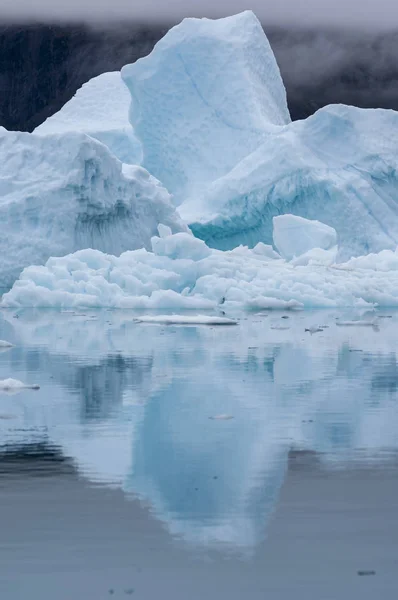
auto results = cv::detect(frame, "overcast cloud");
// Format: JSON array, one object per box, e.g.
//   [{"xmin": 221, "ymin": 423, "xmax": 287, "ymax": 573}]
[{"xmin": 1, "ymin": 0, "xmax": 398, "ymax": 29}]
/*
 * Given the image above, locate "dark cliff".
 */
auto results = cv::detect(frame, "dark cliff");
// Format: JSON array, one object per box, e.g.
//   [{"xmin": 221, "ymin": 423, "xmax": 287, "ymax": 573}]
[{"xmin": 1, "ymin": 22, "xmax": 398, "ymax": 131}]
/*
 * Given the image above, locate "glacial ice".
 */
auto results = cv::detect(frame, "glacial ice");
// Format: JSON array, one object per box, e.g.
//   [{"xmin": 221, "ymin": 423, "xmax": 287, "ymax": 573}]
[
  {"xmin": 121, "ymin": 12, "xmax": 398, "ymax": 258},
  {"xmin": 5, "ymin": 222, "xmax": 398, "ymax": 309},
  {"xmin": 121, "ymin": 10, "xmax": 290, "ymax": 204},
  {"xmin": 2, "ymin": 10, "xmax": 398, "ymax": 303},
  {"xmin": 135, "ymin": 315, "xmax": 238, "ymax": 325},
  {"xmin": 184, "ymin": 104, "xmax": 398, "ymax": 258},
  {"xmin": 35, "ymin": 72, "xmax": 142, "ymax": 164},
  {"xmin": 0, "ymin": 340, "xmax": 13, "ymax": 349},
  {"xmin": 0, "ymin": 129, "xmax": 186, "ymax": 288},
  {"xmin": 0, "ymin": 378, "xmax": 40, "ymax": 393},
  {"xmin": 272, "ymin": 215, "xmax": 337, "ymax": 260}
]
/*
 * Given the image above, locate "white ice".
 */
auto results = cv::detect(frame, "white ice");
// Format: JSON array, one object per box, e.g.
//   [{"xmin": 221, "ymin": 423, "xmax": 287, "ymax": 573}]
[
  {"xmin": 121, "ymin": 11, "xmax": 290, "ymax": 205},
  {"xmin": 0, "ymin": 340, "xmax": 13, "ymax": 348},
  {"xmin": 183, "ymin": 105, "xmax": 398, "ymax": 259},
  {"xmin": 0, "ymin": 378, "xmax": 40, "ymax": 394},
  {"xmin": 273, "ymin": 215, "xmax": 337, "ymax": 260},
  {"xmin": 135, "ymin": 315, "xmax": 237, "ymax": 325},
  {"xmin": 0, "ymin": 129, "xmax": 186, "ymax": 288},
  {"xmin": 5, "ymin": 221, "xmax": 398, "ymax": 309},
  {"xmin": 3, "ymin": 10, "xmax": 398, "ymax": 299},
  {"xmin": 35, "ymin": 72, "xmax": 142, "ymax": 164},
  {"xmin": 121, "ymin": 12, "xmax": 398, "ymax": 258}
]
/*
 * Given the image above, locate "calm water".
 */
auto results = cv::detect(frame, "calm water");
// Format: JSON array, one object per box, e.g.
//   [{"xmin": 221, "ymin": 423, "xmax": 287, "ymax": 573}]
[{"xmin": 0, "ymin": 308, "xmax": 398, "ymax": 599}]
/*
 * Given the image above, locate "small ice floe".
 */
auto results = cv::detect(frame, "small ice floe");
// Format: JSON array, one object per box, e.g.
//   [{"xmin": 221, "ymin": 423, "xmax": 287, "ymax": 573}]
[
  {"xmin": 305, "ymin": 326, "xmax": 324, "ymax": 334},
  {"xmin": 336, "ymin": 319, "xmax": 379, "ymax": 328},
  {"xmin": 209, "ymin": 414, "xmax": 234, "ymax": 420},
  {"xmin": 245, "ymin": 297, "xmax": 304, "ymax": 311},
  {"xmin": 0, "ymin": 378, "xmax": 40, "ymax": 394},
  {"xmin": 0, "ymin": 340, "xmax": 13, "ymax": 351},
  {"xmin": 134, "ymin": 315, "xmax": 237, "ymax": 326}
]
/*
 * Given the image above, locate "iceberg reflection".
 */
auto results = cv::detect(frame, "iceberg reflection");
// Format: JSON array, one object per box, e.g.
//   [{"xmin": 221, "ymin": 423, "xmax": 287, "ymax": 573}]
[{"xmin": 1, "ymin": 309, "xmax": 398, "ymax": 550}]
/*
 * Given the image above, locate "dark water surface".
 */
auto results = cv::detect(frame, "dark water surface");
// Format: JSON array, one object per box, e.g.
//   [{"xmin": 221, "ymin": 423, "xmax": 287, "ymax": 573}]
[{"xmin": 0, "ymin": 308, "xmax": 397, "ymax": 599}]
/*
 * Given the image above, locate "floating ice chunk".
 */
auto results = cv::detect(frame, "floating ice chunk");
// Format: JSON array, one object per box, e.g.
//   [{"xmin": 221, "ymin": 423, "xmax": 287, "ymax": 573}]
[
  {"xmin": 6, "ymin": 232, "xmax": 398, "ymax": 309},
  {"xmin": 0, "ymin": 129, "xmax": 186, "ymax": 288},
  {"xmin": 336, "ymin": 320, "xmax": 379, "ymax": 327},
  {"xmin": 135, "ymin": 315, "xmax": 237, "ymax": 325},
  {"xmin": 273, "ymin": 215, "xmax": 337, "ymax": 261},
  {"xmin": 0, "ymin": 340, "xmax": 13, "ymax": 348},
  {"xmin": 122, "ymin": 11, "xmax": 290, "ymax": 204},
  {"xmin": 245, "ymin": 298, "xmax": 304, "ymax": 311},
  {"xmin": 209, "ymin": 414, "xmax": 235, "ymax": 420},
  {"xmin": 35, "ymin": 72, "xmax": 142, "ymax": 164},
  {"xmin": 0, "ymin": 378, "xmax": 40, "ymax": 394},
  {"xmin": 305, "ymin": 326, "xmax": 324, "ymax": 334}
]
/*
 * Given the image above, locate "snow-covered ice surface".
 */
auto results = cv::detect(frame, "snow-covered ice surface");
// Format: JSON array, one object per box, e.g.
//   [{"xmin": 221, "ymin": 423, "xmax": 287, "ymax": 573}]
[
  {"xmin": 35, "ymin": 72, "xmax": 142, "ymax": 164},
  {"xmin": 1, "ymin": 309, "xmax": 398, "ymax": 550},
  {"xmin": 0, "ymin": 129, "xmax": 186, "ymax": 289},
  {"xmin": 122, "ymin": 11, "xmax": 290, "ymax": 205},
  {"xmin": 5, "ymin": 224, "xmax": 398, "ymax": 309}
]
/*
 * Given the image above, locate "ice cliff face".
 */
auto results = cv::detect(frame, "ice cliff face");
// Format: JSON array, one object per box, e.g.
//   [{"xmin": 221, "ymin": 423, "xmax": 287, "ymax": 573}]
[{"xmin": 0, "ymin": 128, "xmax": 186, "ymax": 289}]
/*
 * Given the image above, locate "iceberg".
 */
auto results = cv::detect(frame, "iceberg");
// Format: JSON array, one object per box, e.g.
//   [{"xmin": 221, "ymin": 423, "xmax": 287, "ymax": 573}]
[
  {"xmin": 35, "ymin": 72, "xmax": 142, "ymax": 164},
  {"xmin": 2, "ymin": 10, "xmax": 398, "ymax": 297},
  {"xmin": 4, "ymin": 222, "xmax": 398, "ymax": 309},
  {"xmin": 0, "ymin": 129, "xmax": 186, "ymax": 289},
  {"xmin": 184, "ymin": 105, "xmax": 398, "ymax": 259},
  {"xmin": 121, "ymin": 11, "xmax": 290, "ymax": 204},
  {"xmin": 122, "ymin": 12, "xmax": 398, "ymax": 258}
]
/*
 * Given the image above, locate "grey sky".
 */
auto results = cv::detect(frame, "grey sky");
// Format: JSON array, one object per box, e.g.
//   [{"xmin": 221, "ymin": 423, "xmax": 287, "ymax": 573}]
[{"xmin": 1, "ymin": 0, "xmax": 398, "ymax": 29}]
